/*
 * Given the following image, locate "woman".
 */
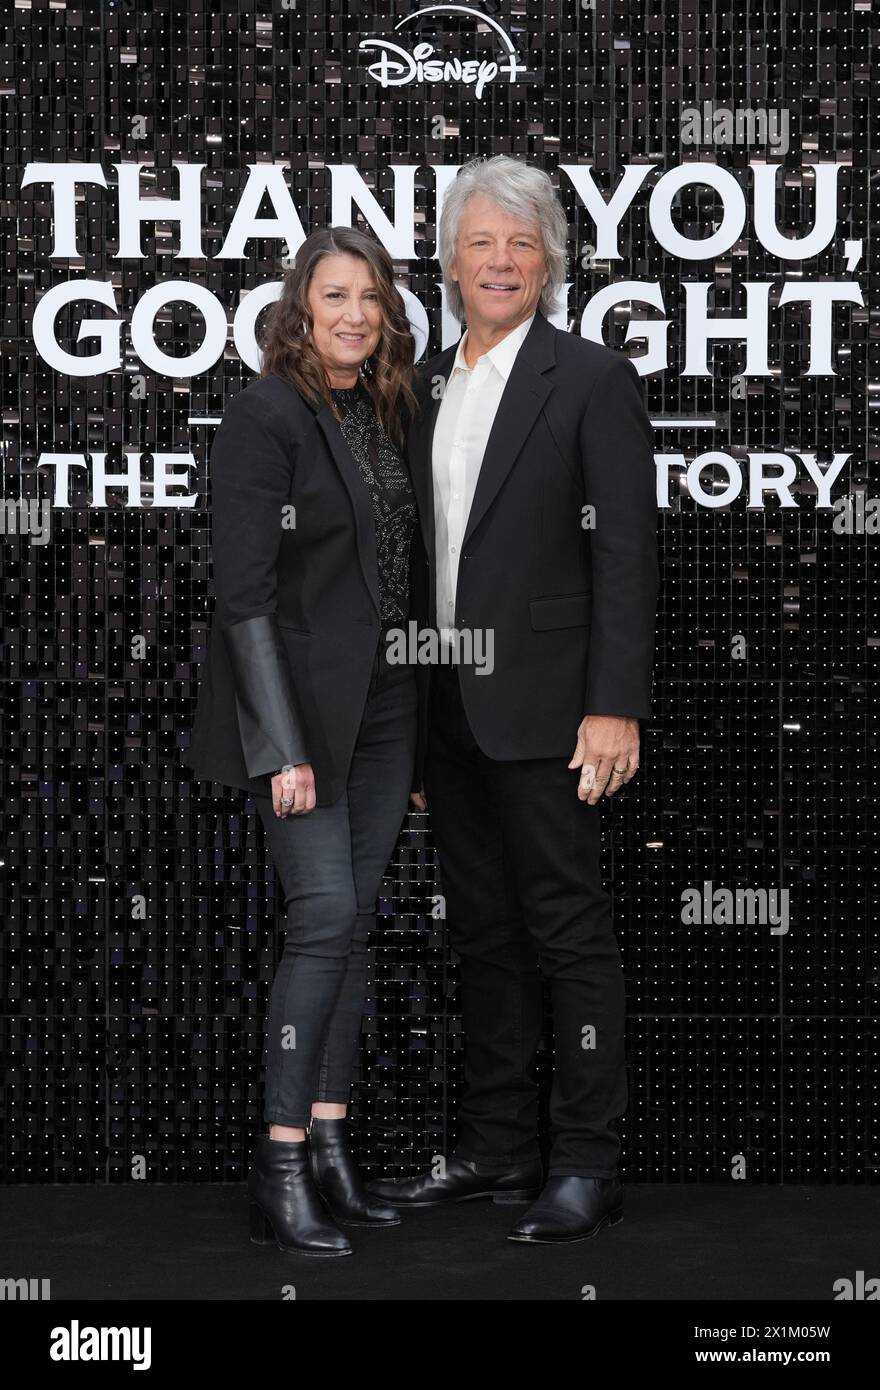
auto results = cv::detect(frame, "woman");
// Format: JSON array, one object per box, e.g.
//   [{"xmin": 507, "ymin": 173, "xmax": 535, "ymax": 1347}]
[{"xmin": 184, "ymin": 227, "xmax": 424, "ymax": 1256}]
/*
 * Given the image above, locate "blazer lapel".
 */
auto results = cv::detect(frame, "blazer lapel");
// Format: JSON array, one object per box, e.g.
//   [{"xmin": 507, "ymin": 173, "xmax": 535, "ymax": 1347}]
[
  {"xmin": 314, "ymin": 406, "xmax": 381, "ymax": 621},
  {"xmin": 408, "ymin": 342, "xmax": 458, "ymax": 557},
  {"xmin": 409, "ymin": 313, "xmax": 559, "ymax": 559},
  {"xmin": 462, "ymin": 311, "xmax": 557, "ymax": 547}
]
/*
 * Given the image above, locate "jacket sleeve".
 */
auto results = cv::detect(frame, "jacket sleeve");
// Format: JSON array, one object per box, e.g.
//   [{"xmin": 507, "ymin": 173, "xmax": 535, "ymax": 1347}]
[
  {"xmin": 210, "ymin": 387, "xmax": 311, "ymax": 778},
  {"xmin": 579, "ymin": 354, "xmax": 660, "ymax": 720}
]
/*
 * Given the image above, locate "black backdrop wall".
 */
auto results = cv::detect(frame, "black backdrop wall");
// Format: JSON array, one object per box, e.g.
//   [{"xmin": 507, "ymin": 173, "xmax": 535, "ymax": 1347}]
[{"xmin": 2, "ymin": 0, "xmax": 876, "ymax": 1184}]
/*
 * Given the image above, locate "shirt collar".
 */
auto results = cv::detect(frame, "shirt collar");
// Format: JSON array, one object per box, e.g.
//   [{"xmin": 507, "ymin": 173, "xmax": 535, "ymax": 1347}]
[{"xmin": 451, "ymin": 312, "xmax": 536, "ymax": 382}]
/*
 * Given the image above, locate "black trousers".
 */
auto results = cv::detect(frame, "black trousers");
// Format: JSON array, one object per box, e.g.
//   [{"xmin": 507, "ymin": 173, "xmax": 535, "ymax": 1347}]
[
  {"xmin": 255, "ymin": 639, "xmax": 418, "ymax": 1128},
  {"xmin": 423, "ymin": 662, "xmax": 627, "ymax": 1177}
]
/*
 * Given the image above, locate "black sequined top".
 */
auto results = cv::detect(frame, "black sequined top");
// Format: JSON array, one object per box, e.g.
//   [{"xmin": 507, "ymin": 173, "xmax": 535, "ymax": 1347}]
[{"xmin": 329, "ymin": 379, "xmax": 417, "ymax": 626}]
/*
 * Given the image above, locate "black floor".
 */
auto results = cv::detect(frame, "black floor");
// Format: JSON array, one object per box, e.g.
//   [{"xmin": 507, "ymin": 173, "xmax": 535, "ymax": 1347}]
[{"xmin": 2, "ymin": 1184, "xmax": 877, "ymax": 1300}]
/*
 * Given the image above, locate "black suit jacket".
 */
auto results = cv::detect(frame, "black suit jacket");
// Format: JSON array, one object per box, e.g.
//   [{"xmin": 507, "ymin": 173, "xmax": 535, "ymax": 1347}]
[
  {"xmin": 408, "ymin": 310, "xmax": 660, "ymax": 786},
  {"xmin": 184, "ymin": 371, "xmax": 418, "ymax": 804}
]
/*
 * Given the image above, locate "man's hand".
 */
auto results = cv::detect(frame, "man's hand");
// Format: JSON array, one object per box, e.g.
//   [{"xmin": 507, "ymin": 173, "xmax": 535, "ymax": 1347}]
[
  {"xmin": 568, "ymin": 715, "xmax": 640, "ymax": 804},
  {"xmin": 410, "ymin": 788, "xmax": 427, "ymax": 812},
  {"xmin": 271, "ymin": 763, "xmax": 316, "ymax": 817}
]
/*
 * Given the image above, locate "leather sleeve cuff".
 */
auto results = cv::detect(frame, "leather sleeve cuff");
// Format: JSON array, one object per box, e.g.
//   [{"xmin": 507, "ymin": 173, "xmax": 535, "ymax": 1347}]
[{"xmin": 222, "ymin": 614, "xmax": 310, "ymax": 779}]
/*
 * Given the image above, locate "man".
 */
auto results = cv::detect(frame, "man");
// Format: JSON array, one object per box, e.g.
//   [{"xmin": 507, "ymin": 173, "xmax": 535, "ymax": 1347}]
[{"xmin": 369, "ymin": 155, "xmax": 660, "ymax": 1243}]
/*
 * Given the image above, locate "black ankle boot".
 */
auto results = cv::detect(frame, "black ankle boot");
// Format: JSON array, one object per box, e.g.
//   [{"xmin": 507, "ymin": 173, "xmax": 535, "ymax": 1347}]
[
  {"xmin": 308, "ymin": 1118, "xmax": 401, "ymax": 1227},
  {"xmin": 247, "ymin": 1134, "xmax": 352, "ymax": 1256}
]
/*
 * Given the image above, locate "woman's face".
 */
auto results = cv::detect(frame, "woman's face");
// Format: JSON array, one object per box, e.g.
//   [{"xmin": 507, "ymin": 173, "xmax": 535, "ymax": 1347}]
[{"xmin": 306, "ymin": 253, "xmax": 384, "ymax": 387}]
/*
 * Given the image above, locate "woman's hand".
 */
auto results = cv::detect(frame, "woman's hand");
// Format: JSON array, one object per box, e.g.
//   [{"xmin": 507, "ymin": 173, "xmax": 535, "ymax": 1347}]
[
  {"xmin": 409, "ymin": 788, "xmax": 427, "ymax": 812},
  {"xmin": 272, "ymin": 763, "xmax": 316, "ymax": 817}
]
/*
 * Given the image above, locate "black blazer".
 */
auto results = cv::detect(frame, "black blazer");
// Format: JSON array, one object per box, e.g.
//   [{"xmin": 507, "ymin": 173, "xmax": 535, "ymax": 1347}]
[
  {"xmin": 408, "ymin": 309, "xmax": 660, "ymax": 784},
  {"xmin": 184, "ymin": 372, "xmax": 419, "ymax": 805}
]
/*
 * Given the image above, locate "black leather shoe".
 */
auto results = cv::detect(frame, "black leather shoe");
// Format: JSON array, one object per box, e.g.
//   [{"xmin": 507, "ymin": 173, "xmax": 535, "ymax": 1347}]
[
  {"xmin": 507, "ymin": 1176, "xmax": 623, "ymax": 1243},
  {"xmin": 308, "ymin": 1118, "xmax": 401, "ymax": 1227},
  {"xmin": 365, "ymin": 1155, "xmax": 543, "ymax": 1207},
  {"xmin": 247, "ymin": 1134, "xmax": 352, "ymax": 1256}
]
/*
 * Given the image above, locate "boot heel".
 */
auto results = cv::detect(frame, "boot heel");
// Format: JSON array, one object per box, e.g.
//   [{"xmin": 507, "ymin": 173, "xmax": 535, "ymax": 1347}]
[
  {"xmin": 492, "ymin": 1189, "xmax": 539, "ymax": 1205},
  {"xmin": 246, "ymin": 1136, "xmax": 352, "ymax": 1255},
  {"xmin": 249, "ymin": 1202, "xmax": 275, "ymax": 1244}
]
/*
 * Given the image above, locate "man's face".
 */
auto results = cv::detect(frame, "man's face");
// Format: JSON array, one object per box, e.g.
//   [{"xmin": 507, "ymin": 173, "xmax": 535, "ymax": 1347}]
[{"xmin": 449, "ymin": 193, "xmax": 549, "ymax": 333}]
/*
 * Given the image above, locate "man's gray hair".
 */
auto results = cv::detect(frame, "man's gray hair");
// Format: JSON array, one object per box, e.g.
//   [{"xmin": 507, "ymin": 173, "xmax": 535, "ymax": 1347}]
[{"xmin": 438, "ymin": 155, "xmax": 569, "ymax": 323}]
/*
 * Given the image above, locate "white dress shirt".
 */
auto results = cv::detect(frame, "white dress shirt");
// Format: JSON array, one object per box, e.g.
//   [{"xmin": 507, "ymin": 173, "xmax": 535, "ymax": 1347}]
[{"xmin": 432, "ymin": 314, "xmax": 535, "ymax": 644}]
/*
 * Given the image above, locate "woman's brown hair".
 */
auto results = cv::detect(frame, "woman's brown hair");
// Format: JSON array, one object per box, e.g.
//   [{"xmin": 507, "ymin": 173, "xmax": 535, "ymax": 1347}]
[{"xmin": 259, "ymin": 226, "xmax": 420, "ymax": 446}]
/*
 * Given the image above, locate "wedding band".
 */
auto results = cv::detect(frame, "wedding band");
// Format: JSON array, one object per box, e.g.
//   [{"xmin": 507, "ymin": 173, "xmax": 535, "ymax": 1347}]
[
  {"xmin": 280, "ymin": 796, "xmax": 293, "ymax": 805},
  {"xmin": 613, "ymin": 766, "xmax": 628, "ymax": 774}
]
